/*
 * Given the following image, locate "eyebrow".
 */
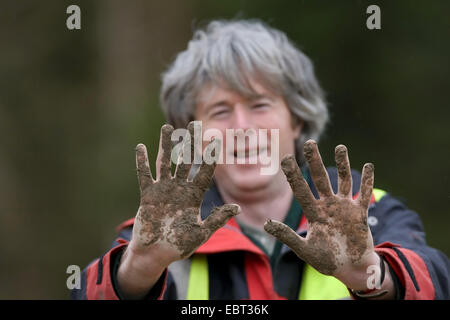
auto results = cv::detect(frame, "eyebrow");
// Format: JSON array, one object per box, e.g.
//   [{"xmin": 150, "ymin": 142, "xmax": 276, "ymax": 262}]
[
  {"xmin": 205, "ymin": 95, "xmax": 274, "ymax": 111},
  {"xmin": 251, "ymin": 94, "xmax": 274, "ymax": 102},
  {"xmin": 204, "ymin": 100, "xmax": 230, "ymax": 113}
]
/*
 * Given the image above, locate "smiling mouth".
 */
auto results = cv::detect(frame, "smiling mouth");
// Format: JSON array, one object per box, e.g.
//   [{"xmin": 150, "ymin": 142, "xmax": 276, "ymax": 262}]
[{"xmin": 232, "ymin": 147, "xmax": 269, "ymax": 159}]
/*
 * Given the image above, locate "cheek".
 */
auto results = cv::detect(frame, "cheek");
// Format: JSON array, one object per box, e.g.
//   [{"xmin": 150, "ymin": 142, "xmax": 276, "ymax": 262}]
[
  {"xmin": 271, "ymin": 115, "xmax": 300, "ymax": 154},
  {"xmin": 284, "ymin": 124, "xmax": 300, "ymax": 141},
  {"xmin": 280, "ymin": 129, "xmax": 298, "ymax": 154},
  {"xmin": 199, "ymin": 121, "xmax": 228, "ymax": 151}
]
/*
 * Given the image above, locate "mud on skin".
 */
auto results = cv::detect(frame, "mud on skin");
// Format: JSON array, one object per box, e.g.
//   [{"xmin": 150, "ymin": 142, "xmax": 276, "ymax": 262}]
[
  {"xmin": 132, "ymin": 123, "xmax": 240, "ymax": 262},
  {"xmin": 265, "ymin": 140, "xmax": 374, "ymax": 276}
]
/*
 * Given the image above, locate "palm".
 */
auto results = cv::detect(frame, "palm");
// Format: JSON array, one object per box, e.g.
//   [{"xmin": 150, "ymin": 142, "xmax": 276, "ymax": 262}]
[
  {"xmin": 265, "ymin": 141, "xmax": 374, "ymax": 276},
  {"xmin": 132, "ymin": 123, "xmax": 239, "ymax": 262}
]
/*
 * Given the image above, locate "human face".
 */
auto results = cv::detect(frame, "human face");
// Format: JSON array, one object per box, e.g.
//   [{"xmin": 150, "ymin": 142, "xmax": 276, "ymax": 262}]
[{"xmin": 195, "ymin": 80, "xmax": 302, "ymax": 194}]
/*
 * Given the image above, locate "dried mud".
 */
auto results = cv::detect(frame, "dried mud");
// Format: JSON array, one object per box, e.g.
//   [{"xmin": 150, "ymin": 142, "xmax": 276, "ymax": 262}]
[
  {"xmin": 134, "ymin": 122, "xmax": 239, "ymax": 259},
  {"xmin": 273, "ymin": 141, "xmax": 371, "ymax": 275}
]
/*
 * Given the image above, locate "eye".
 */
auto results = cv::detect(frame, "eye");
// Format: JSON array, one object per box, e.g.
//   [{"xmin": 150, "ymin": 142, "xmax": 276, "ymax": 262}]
[
  {"xmin": 210, "ymin": 106, "xmax": 231, "ymax": 119},
  {"xmin": 252, "ymin": 103, "xmax": 269, "ymax": 110},
  {"xmin": 213, "ymin": 110, "xmax": 227, "ymax": 117}
]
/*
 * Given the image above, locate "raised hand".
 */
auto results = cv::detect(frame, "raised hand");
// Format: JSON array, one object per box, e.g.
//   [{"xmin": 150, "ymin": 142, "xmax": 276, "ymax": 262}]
[
  {"xmin": 130, "ymin": 122, "xmax": 240, "ymax": 266},
  {"xmin": 264, "ymin": 140, "xmax": 376, "ymax": 283}
]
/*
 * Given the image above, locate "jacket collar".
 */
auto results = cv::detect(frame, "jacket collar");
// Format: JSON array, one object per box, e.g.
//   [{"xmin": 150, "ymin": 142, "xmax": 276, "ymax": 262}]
[
  {"xmin": 196, "ymin": 181, "xmax": 308, "ymax": 256},
  {"xmin": 196, "ymin": 183, "xmax": 266, "ymax": 255}
]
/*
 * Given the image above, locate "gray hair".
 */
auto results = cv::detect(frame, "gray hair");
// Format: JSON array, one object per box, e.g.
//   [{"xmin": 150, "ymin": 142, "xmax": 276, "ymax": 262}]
[{"xmin": 160, "ymin": 19, "xmax": 328, "ymax": 166}]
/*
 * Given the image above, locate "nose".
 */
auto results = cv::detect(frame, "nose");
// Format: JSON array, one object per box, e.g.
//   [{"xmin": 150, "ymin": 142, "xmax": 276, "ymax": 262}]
[{"xmin": 231, "ymin": 104, "xmax": 253, "ymax": 130}]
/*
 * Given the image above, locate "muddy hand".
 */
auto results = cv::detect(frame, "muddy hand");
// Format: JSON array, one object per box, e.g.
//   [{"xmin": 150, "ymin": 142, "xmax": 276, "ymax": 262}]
[
  {"xmin": 264, "ymin": 140, "xmax": 375, "ymax": 278},
  {"xmin": 130, "ymin": 122, "xmax": 240, "ymax": 265}
]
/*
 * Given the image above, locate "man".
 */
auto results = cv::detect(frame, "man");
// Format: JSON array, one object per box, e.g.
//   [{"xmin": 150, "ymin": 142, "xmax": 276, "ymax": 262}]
[{"xmin": 72, "ymin": 19, "xmax": 449, "ymax": 300}]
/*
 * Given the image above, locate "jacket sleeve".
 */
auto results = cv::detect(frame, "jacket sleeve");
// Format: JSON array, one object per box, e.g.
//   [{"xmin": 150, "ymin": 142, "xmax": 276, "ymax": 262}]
[
  {"xmin": 70, "ymin": 226, "xmax": 171, "ymax": 300},
  {"xmin": 368, "ymin": 191, "xmax": 449, "ymax": 299}
]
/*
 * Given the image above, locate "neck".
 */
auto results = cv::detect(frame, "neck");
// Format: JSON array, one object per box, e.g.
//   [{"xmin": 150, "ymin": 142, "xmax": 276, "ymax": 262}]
[{"xmin": 217, "ymin": 173, "xmax": 294, "ymax": 230}]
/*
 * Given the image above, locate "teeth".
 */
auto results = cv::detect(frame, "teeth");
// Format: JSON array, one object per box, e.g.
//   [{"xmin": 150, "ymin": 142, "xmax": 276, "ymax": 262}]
[{"xmin": 233, "ymin": 149, "xmax": 265, "ymax": 158}]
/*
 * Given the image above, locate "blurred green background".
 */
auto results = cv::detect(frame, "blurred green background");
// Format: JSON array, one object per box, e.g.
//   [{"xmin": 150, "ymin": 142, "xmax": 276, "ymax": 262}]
[{"xmin": 0, "ymin": 0, "xmax": 448, "ymax": 299}]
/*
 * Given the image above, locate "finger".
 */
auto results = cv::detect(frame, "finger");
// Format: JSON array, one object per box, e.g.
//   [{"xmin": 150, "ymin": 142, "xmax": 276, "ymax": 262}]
[
  {"xmin": 264, "ymin": 220, "xmax": 308, "ymax": 260},
  {"xmin": 281, "ymin": 155, "xmax": 317, "ymax": 221},
  {"xmin": 174, "ymin": 122, "xmax": 195, "ymax": 180},
  {"xmin": 192, "ymin": 161, "xmax": 216, "ymax": 192},
  {"xmin": 335, "ymin": 144, "xmax": 352, "ymax": 198},
  {"xmin": 156, "ymin": 124, "xmax": 174, "ymax": 180},
  {"xmin": 192, "ymin": 138, "xmax": 220, "ymax": 191},
  {"xmin": 358, "ymin": 163, "xmax": 374, "ymax": 209},
  {"xmin": 135, "ymin": 143, "xmax": 154, "ymax": 192},
  {"xmin": 202, "ymin": 204, "xmax": 241, "ymax": 236},
  {"xmin": 304, "ymin": 140, "xmax": 333, "ymax": 198}
]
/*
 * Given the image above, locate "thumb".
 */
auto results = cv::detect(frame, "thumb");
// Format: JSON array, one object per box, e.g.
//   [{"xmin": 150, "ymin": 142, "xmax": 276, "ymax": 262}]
[
  {"xmin": 202, "ymin": 204, "xmax": 241, "ymax": 236},
  {"xmin": 264, "ymin": 219, "xmax": 308, "ymax": 260}
]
